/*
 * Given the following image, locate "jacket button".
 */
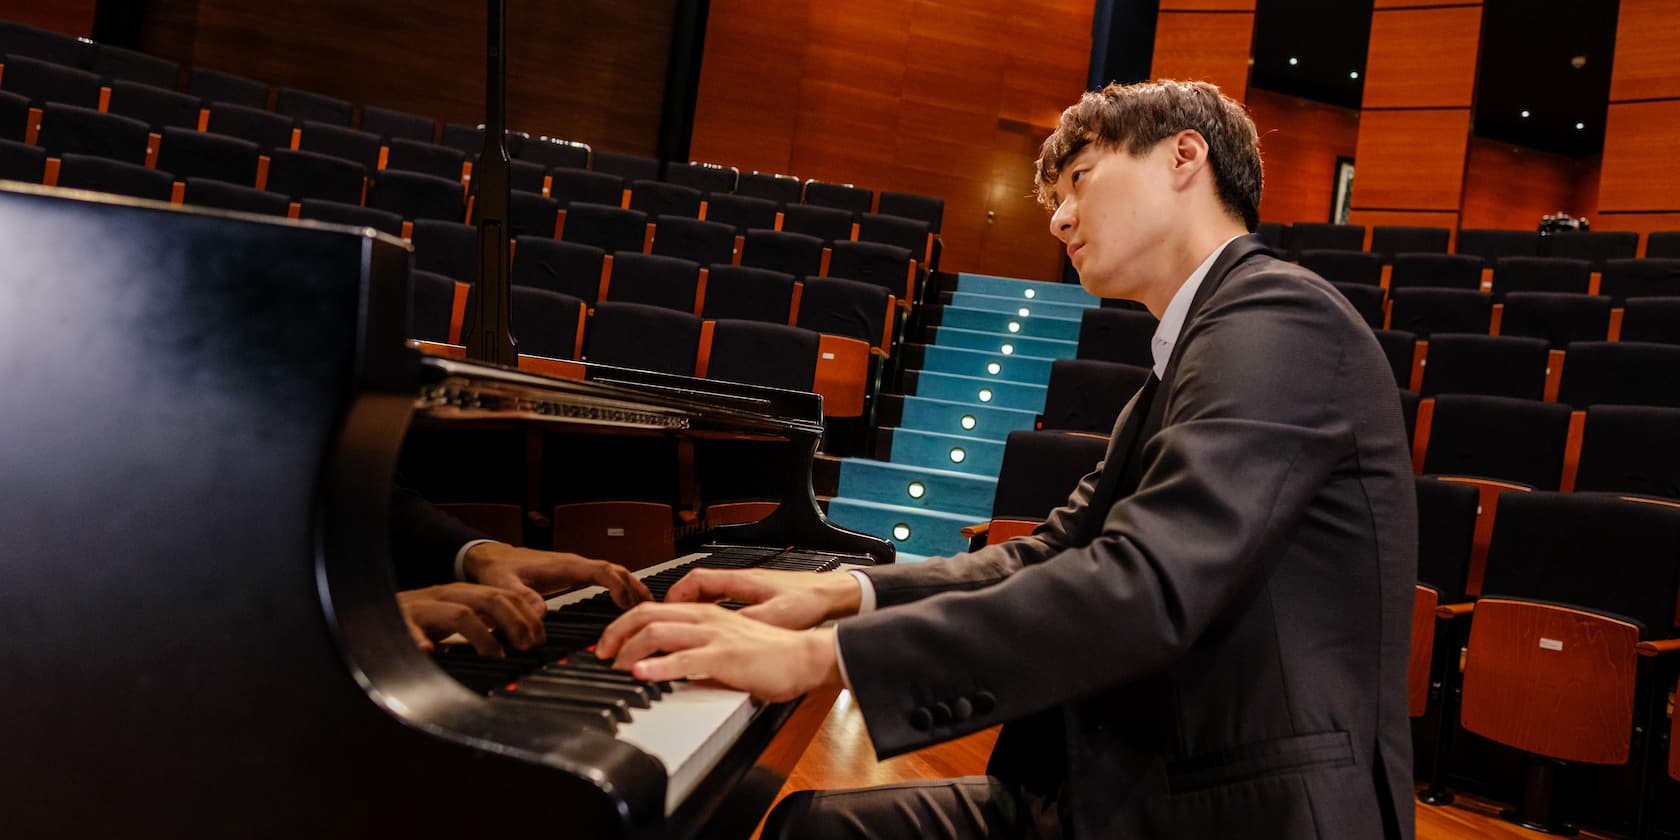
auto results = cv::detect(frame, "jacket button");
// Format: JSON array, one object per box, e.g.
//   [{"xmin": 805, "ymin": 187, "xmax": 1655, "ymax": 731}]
[
  {"xmin": 951, "ymin": 697, "xmax": 973, "ymax": 721},
  {"xmin": 931, "ymin": 702, "xmax": 953, "ymax": 725},
  {"xmin": 908, "ymin": 707, "xmax": 933, "ymax": 730},
  {"xmin": 972, "ymin": 691, "xmax": 997, "ymax": 715}
]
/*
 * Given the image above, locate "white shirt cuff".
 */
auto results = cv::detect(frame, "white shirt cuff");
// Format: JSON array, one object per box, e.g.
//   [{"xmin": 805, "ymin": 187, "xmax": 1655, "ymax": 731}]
[
  {"xmin": 454, "ymin": 539, "xmax": 497, "ymax": 582},
  {"xmin": 847, "ymin": 569, "xmax": 877, "ymax": 613}
]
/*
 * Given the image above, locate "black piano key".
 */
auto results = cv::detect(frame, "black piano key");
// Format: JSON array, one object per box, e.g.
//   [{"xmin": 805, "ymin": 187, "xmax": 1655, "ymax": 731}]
[
  {"xmin": 490, "ymin": 696, "xmax": 618, "ymax": 734},
  {"xmin": 494, "ymin": 684, "xmax": 635, "ymax": 722},
  {"xmin": 539, "ymin": 663, "xmax": 665, "ymax": 698},
  {"xmin": 511, "ymin": 675, "xmax": 652, "ymax": 709}
]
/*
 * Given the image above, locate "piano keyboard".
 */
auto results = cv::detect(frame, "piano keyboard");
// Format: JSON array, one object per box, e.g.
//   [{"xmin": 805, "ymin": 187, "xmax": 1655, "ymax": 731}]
[{"xmin": 432, "ymin": 544, "xmax": 864, "ymax": 813}]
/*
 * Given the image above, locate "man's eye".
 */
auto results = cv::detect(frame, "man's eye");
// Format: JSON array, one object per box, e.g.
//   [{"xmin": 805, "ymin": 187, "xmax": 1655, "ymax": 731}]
[{"xmin": 1071, "ymin": 170, "xmax": 1086, "ymax": 184}]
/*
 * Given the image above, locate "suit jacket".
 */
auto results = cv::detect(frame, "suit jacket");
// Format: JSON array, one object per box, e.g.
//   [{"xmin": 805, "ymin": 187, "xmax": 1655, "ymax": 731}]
[
  {"xmin": 388, "ymin": 481, "xmax": 491, "ymax": 590},
  {"xmin": 838, "ymin": 236, "xmax": 1417, "ymax": 839}
]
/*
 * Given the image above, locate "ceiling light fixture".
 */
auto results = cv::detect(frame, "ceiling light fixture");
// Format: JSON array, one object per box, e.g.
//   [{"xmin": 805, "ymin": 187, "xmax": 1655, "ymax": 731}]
[
  {"xmin": 1289, "ymin": 57, "xmax": 1299, "ymax": 66},
  {"xmin": 1521, "ymin": 110, "xmax": 1531, "ymax": 118},
  {"xmin": 1349, "ymin": 71, "xmax": 1360, "ymax": 80}
]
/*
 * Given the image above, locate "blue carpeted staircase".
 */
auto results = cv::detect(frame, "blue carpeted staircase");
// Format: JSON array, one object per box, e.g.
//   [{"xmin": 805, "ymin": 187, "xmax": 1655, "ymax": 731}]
[{"xmin": 825, "ymin": 273, "xmax": 1101, "ymax": 561}]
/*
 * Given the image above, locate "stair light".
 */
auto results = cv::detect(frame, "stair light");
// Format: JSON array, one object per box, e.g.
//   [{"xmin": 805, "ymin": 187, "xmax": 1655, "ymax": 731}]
[
  {"xmin": 978, "ymin": 388, "xmax": 993, "ymax": 402},
  {"xmin": 949, "ymin": 447, "xmax": 967, "ymax": 463},
  {"xmin": 1001, "ymin": 344, "xmax": 1015, "ymax": 355},
  {"xmin": 892, "ymin": 523, "xmax": 912, "ymax": 541},
  {"xmin": 907, "ymin": 482, "xmax": 926, "ymax": 499},
  {"xmin": 1024, "ymin": 289, "xmax": 1036, "ymax": 299},
  {"xmin": 1018, "ymin": 307, "xmax": 1031, "ymax": 317},
  {"xmin": 1007, "ymin": 321, "xmax": 1021, "ymax": 333},
  {"xmin": 960, "ymin": 414, "xmax": 977, "ymax": 430},
  {"xmin": 987, "ymin": 362, "xmax": 1002, "ymax": 375}
]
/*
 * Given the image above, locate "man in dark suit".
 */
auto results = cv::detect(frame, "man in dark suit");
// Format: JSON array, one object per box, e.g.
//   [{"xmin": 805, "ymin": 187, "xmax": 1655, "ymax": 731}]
[{"xmin": 597, "ymin": 80, "xmax": 1416, "ymax": 839}]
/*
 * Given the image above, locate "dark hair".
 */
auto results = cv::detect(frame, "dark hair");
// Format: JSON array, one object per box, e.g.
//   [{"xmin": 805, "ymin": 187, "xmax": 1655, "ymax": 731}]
[{"xmin": 1034, "ymin": 80, "xmax": 1262, "ymax": 230}]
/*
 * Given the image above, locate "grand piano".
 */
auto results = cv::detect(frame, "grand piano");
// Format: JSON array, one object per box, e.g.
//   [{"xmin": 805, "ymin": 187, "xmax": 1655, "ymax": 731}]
[{"xmin": 0, "ymin": 183, "xmax": 892, "ymax": 837}]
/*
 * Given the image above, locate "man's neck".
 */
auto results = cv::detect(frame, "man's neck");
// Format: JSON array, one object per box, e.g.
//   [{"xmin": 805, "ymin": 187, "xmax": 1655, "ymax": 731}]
[{"xmin": 1140, "ymin": 218, "xmax": 1250, "ymax": 318}]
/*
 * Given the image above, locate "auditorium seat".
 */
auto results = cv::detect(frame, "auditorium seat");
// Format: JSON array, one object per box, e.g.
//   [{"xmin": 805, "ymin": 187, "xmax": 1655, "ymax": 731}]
[
  {"xmin": 1543, "ymin": 230, "xmax": 1638, "ymax": 271},
  {"xmin": 439, "ymin": 123, "xmax": 527, "ymax": 159},
  {"xmin": 499, "ymin": 189, "xmax": 558, "ymax": 239},
  {"xmin": 36, "ymin": 104, "xmax": 149, "ymax": 165},
  {"xmin": 188, "ymin": 67, "xmax": 269, "ymax": 109},
  {"xmin": 54, "ymin": 154, "xmax": 173, "ymax": 202},
  {"xmin": 586, "ymin": 301, "xmax": 702, "ymax": 376},
  {"xmin": 878, "ymin": 191, "xmax": 944, "ymax": 234},
  {"xmin": 384, "ymin": 139, "xmax": 466, "ymax": 182},
  {"xmin": 1285, "ymin": 222, "xmax": 1363, "ymax": 256},
  {"xmin": 1647, "ymin": 231, "xmax": 1680, "ymax": 259},
  {"xmin": 0, "ymin": 136, "xmax": 45, "ymax": 182},
  {"xmin": 1076, "ymin": 307, "xmax": 1156, "ymax": 367},
  {"xmin": 89, "ymin": 44, "xmax": 177, "ymax": 90},
  {"xmin": 1330, "ymin": 282, "xmax": 1384, "ymax": 329},
  {"xmin": 1417, "ymin": 334, "xmax": 1549, "ymax": 400},
  {"xmin": 155, "ymin": 127, "xmax": 259, "ymax": 186},
  {"xmin": 408, "ymin": 269, "xmax": 458, "ymax": 344},
  {"xmin": 296, "ymin": 121, "xmax": 382, "ymax": 173},
  {"xmin": 703, "ymin": 192, "xmax": 777, "ymax": 233},
  {"xmin": 511, "ymin": 236, "xmax": 605, "ymax": 301},
  {"xmin": 965, "ymin": 431, "xmax": 1108, "ymax": 549},
  {"xmin": 1420, "ymin": 394, "xmax": 1572, "ymax": 490},
  {"xmin": 1040, "ymin": 359, "xmax": 1151, "ymax": 434},
  {"xmin": 1254, "ymin": 221, "xmax": 1289, "ymax": 253},
  {"xmin": 1371, "ymin": 225, "xmax": 1450, "ymax": 261},
  {"xmin": 1299, "ymin": 249, "xmax": 1383, "ymax": 286},
  {"xmin": 1387, "ymin": 288, "xmax": 1492, "ymax": 337},
  {"xmin": 1415, "ymin": 476, "xmax": 1478, "ymax": 606},
  {"xmin": 518, "ymin": 136, "xmax": 590, "ymax": 171},
  {"xmin": 1389, "ymin": 253, "xmax": 1484, "ymax": 292},
  {"xmin": 828, "ymin": 240, "xmax": 915, "ymax": 304},
  {"xmin": 803, "ymin": 180, "xmax": 873, "ymax": 216},
  {"xmin": 1572, "ymin": 406, "xmax": 1680, "ymax": 499},
  {"xmin": 1490, "ymin": 256, "xmax": 1591, "ymax": 300},
  {"xmin": 1599, "ymin": 258, "xmax": 1680, "ymax": 304},
  {"xmin": 298, "ymin": 198, "xmax": 402, "ymax": 236},
  {"xmin": 358, "ymin": 104, "xmax": 435, "ymax": 144},
  {"xmin": 264, "ymin": 148, "xmax": 365, "ymax": 205},
  {"xmin": 0, "ymin": 20, "xmax": 86, "ymax": 68},
  {"xmin": 1373, "ymin": 329, "xmax": 1418, "ymax": 388},
  {"xmin": 1498, "ymin": 292, "xmax": 1611, "ymax": 349},
  {"xmin": 627, "ymin": 179, "xmax": 701, "ymax": 219},
  {"xmin": 650, "ymin": 216, "xmax": 735, "ymax": 266},
  {"xmin": 411, "ymin": 219, "xmax": 476, "ymax": 284},
  {"xmin": 665, "ymin": 161, "xmax": 736, "ymax": 194},
  {"xmin": 0, "ymin": 89, "xmax": 26, "ymax": 141},
  {"xmin": 736, "ymin": 170, "xmax": 803, "ymax": 204},
  {"xmin": 858, "ymin": 213, "xmax": 933, "ymax": 263},
  {"xmin": 700, "ymin": 265, "xmax": 796, "ymax": 324},
  {"xmin": 181, "ymin": 177, "xmax": 290, "ymax": 217},
  {"xmin": 796, "ymin": 276, "xmax": 896, "ymax": 353},
  {"xmin": 500, "ymin": 158, "xmax": 546, "ymax": 194},
  {"xmin": 740, "ymin": 229, "xmax": 825, "ymax": 278},
  {"xmin": 704, "ymin": 319, "xmax": 820, "ymax": 392},
  {"xmin": 205, "ymin": 103, "xmax": 295, "ymax": 151},
  {"xmin": 560, "ymin": 202, "xmax": 648, "ymax": 254},
  {"xmin": 1399, "ymin": 390, "xmax": 1419, "ymax": 443},
  {"xmin": 510, "ymin": 286, "xmax": 586, "ymax": 360},
  {"xmin": 367, "ymin": 170, "xmax": 465, "ymax": 224},
  {"xmin": 275, "ymin": 88, "xmax": 352, "ymax": 127},
  {"xmin": 0, "ymin": 55, "xmax": 100, "ymax": 109},
  {"xmin": 1557, "ymin": 341, "xmax": 1680, "ymax": 409},
  {"xmin": 549, "ymin": 168, "xmax": 624, "ymax": 209},
  {"xmin": 1457, "ymin": 492, "xmax": 1680, "ymax": 835},
  {"xmin": 592, "ymin": 150, "xmax": 659, "ymax": 182},
  {"xmin": 1619, "ymin": 297, "xmax": 1680, "ymax": 346},
  {"xmin": 105, "ymin": 81, "xmax": 202, "ymax": 132},
  {"xmin": 1456, "ymin": 228, "xmax": 1539, "ymax": 263},
  {"xmin": 603, "ymin": 252, "xmax": 702, "ymax": 314},
  {"xmin": 780, "ymin": 203, "xmax": 853, "ymax": 243}
]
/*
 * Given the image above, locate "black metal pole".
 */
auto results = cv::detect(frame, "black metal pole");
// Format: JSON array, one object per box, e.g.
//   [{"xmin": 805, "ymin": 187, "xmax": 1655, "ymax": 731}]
[{"xmin": 464, "ymin": 0, "xmax": 517, "ymax": 366}]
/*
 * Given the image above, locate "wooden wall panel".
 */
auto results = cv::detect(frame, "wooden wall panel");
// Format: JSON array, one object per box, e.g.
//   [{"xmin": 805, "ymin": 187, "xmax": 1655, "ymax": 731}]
[
  {"xmin": 1247, "ymin": 88, "xmax": 1359, "ymax": 225},
  {"xmin": 1150, "ymin": 11, "xmax": 1254, "ymax": 102},
  {"xmin": 1460, "ymin": 138, "xmax": 1599, "ymax": 230},
  {"xmin": 1374, "ymin": 0, "xmax": 1473, "ymax": 6},
  {"xmin": 1607, "ymin": 0, "xmax": 1680, "ymax": 103},
  {"xmin": 0, "ymin": 1, "xmax": 95, "ymax": 38},
  {"xmin": 1361, "ymin": 6, "xmax": 1482, "ymax": 109},
  {"xmin": 138, "ymin": 0, "xmax": 675, "ymax": 156},
  {"xmin": 1597, "ymin": 100, "xmax": 1680, "ymax": 213},
  {"xmin": 1159, "ymin": 0, "xmax": 1255, "ymax": 10},
  {"xmin": 1351, "ymin": 109, "xmax": 1472, "ymax": 212}
]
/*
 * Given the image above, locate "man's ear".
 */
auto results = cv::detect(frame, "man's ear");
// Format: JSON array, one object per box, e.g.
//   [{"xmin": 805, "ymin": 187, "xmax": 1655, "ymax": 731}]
[{"xmin": 1170, "ymin": 130, "xmax": 1211, "ymax": 179}]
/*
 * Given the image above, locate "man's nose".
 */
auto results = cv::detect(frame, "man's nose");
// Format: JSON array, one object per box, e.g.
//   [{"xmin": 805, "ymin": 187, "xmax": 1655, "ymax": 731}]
[{"xmin": 1049, "ymin": 200, "xmax": 1074, "ymax": 241}]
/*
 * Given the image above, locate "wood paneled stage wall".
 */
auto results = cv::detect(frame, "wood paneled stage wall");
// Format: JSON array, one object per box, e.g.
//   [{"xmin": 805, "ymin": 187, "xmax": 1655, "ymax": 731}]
[
  {"xmin": 0, "ymin": 1, "xmax": 94, "ymax": 38},
  {"xmin": 688, "ymin": 0, "xmax": 1093, "ymax": 281},
  {"xmin": 1596, "ymin": 0, "xmax": 1680, "ymax": 254},
  {"xmin": 1247, "ymin": 88, "xmax": 1359, "ymax": 228}
]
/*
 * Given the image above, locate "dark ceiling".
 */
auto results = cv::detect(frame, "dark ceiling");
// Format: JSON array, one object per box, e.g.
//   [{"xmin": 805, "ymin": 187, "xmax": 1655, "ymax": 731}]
[{"xmin": 1247, "ymin": 0, "xmax": 1620, "ymax": 158}]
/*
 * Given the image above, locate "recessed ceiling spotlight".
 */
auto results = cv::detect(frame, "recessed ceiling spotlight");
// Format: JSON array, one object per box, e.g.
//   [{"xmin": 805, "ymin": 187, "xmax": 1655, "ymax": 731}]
[
  {"xmin": 1520, "ymin": 110, "xmax": 1531, "ymax": 118},
  {"xmin": 1349, "ymin": 71, "xmax": 1360, "ymax": 80},
  {"xmin": 1288, "ymin": 57, "xmax": 1299, "ymax": 66},
  {"xmin": 1575, "ymin": 122, "xmax": 1585, "ymax": 130},
  {"xmin": 1571, "ymin": 55, "xmax": 1587, "ymax": 70}
]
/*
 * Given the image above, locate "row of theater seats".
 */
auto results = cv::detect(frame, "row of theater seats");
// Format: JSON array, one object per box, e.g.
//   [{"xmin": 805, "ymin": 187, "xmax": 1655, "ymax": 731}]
[{"xmin": 1258, "ymin": 220, "xmax": 1680, "ymax": 267}]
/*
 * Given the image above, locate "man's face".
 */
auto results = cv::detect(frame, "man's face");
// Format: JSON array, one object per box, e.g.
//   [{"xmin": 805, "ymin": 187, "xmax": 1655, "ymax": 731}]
[{"xmin": 1047, "ymin": 141, "xmax": 1174, "ymax": 300}]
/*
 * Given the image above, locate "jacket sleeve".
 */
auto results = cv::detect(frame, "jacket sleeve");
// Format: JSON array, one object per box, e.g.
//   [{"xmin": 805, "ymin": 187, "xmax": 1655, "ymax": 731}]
[
  {"xmin": 838, "ymin": 277, "xmax": 1357, "ymax": 757},
  {"xmin": 388, "ymin": 480, "xmax": 494, "ymax": 590}
]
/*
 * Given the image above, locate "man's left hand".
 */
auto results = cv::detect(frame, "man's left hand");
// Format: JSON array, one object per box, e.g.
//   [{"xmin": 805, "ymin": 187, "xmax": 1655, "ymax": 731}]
[
  {"xmin": 465, "ymin": 543, "xmax": 653, "ymax": 608},
  {"xmin": 596, "ymin": 603, "xmax": 841, "ymax": 703}
]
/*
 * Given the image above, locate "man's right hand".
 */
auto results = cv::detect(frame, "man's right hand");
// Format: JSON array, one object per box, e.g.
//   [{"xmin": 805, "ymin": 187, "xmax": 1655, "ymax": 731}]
[
  {"xmin": 664, "ymin": 568, "xmax": 863, "ymax": 629},
  {"xmin": 397, "ymin": 582, "xmax": 546, "ymax": 656}
]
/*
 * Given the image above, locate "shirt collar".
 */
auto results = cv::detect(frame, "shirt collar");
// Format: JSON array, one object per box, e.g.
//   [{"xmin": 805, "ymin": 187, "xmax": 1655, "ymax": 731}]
[{"xmin": 1150, "ymin": 235, "xmax": 1244, "ymax": 377}]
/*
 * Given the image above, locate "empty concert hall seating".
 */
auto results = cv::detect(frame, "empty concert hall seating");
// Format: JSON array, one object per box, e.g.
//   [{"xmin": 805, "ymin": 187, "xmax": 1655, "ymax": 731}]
[
  {"xmin": 1415, "ymin": 476, "xmax": 1478, "ymax": 606},
  {"xmin": 205, "ymin": 102, "xmax": 295, "ymax": 151},
  {"xmin": 410, "ymin": 219, "xmax": 476, "ymax": 284},
  {"xmin": 182, "ymin": 177, "xmax": 290, "ymax": 217},
  {"xmin": 296, "ymin": 121, "xmax": 381, "ymax": 172},
  {"xmin": 796, "ymin": 276, "xmax": 895, "ymax": 353},
  {"xmin": 802, "ymin": 180, "xmax": 873, "ymax": 216},
  {"xmin": 1497, "ymin": 292, "xmax": 1611, "ymax": 349},
  {"xmin": 603, "ymin": 252, "xmax": 702, "ymax": 313},
  {"xmin": 591, "ymin": 150, "xmax": 659, "ymax": 182},
  {"xmin": 1456, "ymin": 228, "xmax": 1539, "ymax": 263},
  {"xmin": 585, "ymin": 301, "xmax": 701, "ymax": 376},
  {"xmin": 384, "ymin": 139, "xmax": 465, "ymax": 181},
  {"xmin": 509, "ymin": 286, "xmax": 586, "ymax": 360},
  {"xmin": 740, "ymin": 229, "xmax": 825, "ymax": 278},
  {"xmin": 152, "ymin": 127, "xmax": 258, "ymax": 185},
  {"xmin": 704, "ymin": 319, "xmax": 821, "ymax": 392},
  {"xmin": 1076, "ymin": 307, "xmax": 1156, "ymax": 367},
  {"xmin": 1331, "ymin": 282, "xmax": 1385, "ymax": 329},
  {"xmin": 1420, "ymin": 394, "xmax": 1572, "ymax": 490},
  {"xmin": 857, "ymin": 212, "xmax": 932, "ymax": 262},
  {"xmin": 1417, "ymin": 334, "xmax": 1549, "ymax": 400},
  {"xmin": 1572, "ymin": 406, "xmax": 1680, "ymax": 499},
  {"xmin": 627, "ymin": 179, "xmax": 701, "ymax": 219},
  {"xmin": 701, "ymin": 192, "xmax": 777, "ymax": 233},
  {"xmin": 1371, "ymin": 225, "xmax": 1451, "ymax": 261},
  {"xmin": 0, "ymin": 136, "xmax": 45, "ymax": 182},
  {"xmin": 965, "ymin": 431, "xmax": 1107, "ymax": 548},
  {"xmin": 55, "ymin": 154, "xmax": 174, "ymax": 202},
  {"xmin": 1388, "ymin": 253, "xmax": 1484, "ymax": 292},
  {"xmin": 367, "ymin": 169, "xmax": 465, "ymax": 223},
  {"xmin": 1286, "ymin": 222, "xmax": 1363, "ymax": 256},
  {"xmin": 275, "ymin": 88, "xmax": 353, "ymax": 127},
  {"xmin": 358, "ymin": 104, "xmax": 435, "ymax": 143},
  {"xmin": 297, "ymin": 198, "xmax": 403, "ymax": 236},
  {"xmin": 264, "ymin": 148, "xmax": 365, "ymax": 205},
  {"xmin": 1647, "ymin": 231, "xmax": 1680, "ymax": 259},
  {"xmin": 878, "ymin": 191, "xmax": 943, "ymax": 234},
  {"xmin": 188, "ymin": 67, "xmax": 269, "ymax": 109},
  {"xmin": 1255, "ymin": 221, "xmax": 1289, "ymax": 252},
  {"xmin": 0, "ymin": 20, "xmax": 87, "ymax": 67},
  {"xmin": 1489, "ymin": 256, "xmax": 1591, "ymax": 299},
  {"xmin": 506, "ymin": 190, "xmax": 559, "ymax": 239},
  {"xmin": 1387, "ymin": 288, "xmax": 1492, "ymax": 337},
  {"xmin": 1040, "ymin": 359, "xmax": 1151, "ymax": 434},
  {"xmin": 519, "ymin": 136, "xmax": 590, "ymax": 171},
  {"xmin": 105, "ymin": 81, "xmax": 203, "ymax": 132},
  {"xmin": 665, "ymin": 160, "xmax": 736, "ymax": 194},
  {"xmin": 1399, "ymin": 390, "xmax": 1419, "ymax": 442},
  {"xmin": 736, "ymin": 170, "xmax": 803, "ymax": 204},
  {"xmin": 0, "ymin": 55, "xmax": 100, "ymax": 109},
  {"xmin": 408, "ymin": 269, "xmax": 458, "ymax": 344},
  {"xmin": 1373, "ymin": 329, "xmax": 1418, "ymax": 388},
  {"xmin": 1600, "ymin": 258, "xmax": 1680, "ymax": 303},
  {"xmin": 1299, "ymin": 249, "xmax": 1383, "ymax": 286},
  {"xmin": 1618, "ymin": 297, "xmax": 1680, "ymax": 345},
  {"xmin": 1557, "ymin": 341, "xmax": 1680, "ymax": 409},
  {"xmin": 827, "ymin": 240, "xmax": 915, "ymax": 304},
  {"xmin": 87, "ymin": 43, "xmax": 178, "ymax": 90},
  {"xmin": 439, "ymin": 123, "xmax": 526, "ymax": 159},
  {"xmin": 501, "ymin": 158, "xmax": 546, "ymax": 194},
  {"xmin": 700, "ymin": 264, "xmax": 796, "ymax": 324},
  {"xmin": 0, "ymin": 89, "xmax": 27, "ymax": 141},
  {"xmin": 560, "ymin": 202, "xmax": 648, "ymax": 254},
  {"xmin": 650, "ymin": 215, "xmax": 735, "ymax": 266},
  {"xmin": 34, "ymin": 104, "xmax": 148, "ymax": 166},
  {"xmin": 511, "ymin": 236, "xmax": 605, "ymax": 301},
  {"xmin": 780, "ymin": 203, "xmax": 853, "ymax": 243},
  {"xmin": 1543, "ymin": 230, "xmax": 1637, "ymax": 271},
  {"xmin": 549, "ymin": 168, "xmax": 624, "ymax": 209}
]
